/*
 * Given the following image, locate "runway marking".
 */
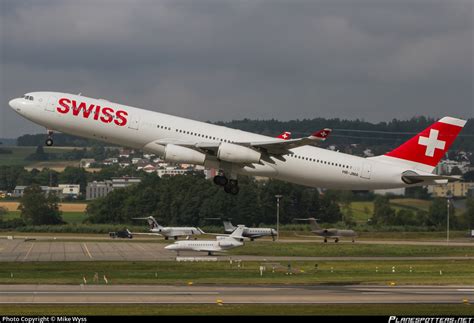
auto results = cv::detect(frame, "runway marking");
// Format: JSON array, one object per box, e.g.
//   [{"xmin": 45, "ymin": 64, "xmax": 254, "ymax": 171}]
[
  {"xmin": 23, "ymin": 243, "xmax": 34, "ymax": 261},
  {"xmin": 457, "ymin": 289, "xmax": 474, "ymax": 292},
  {"xmin": 0, "ymin": 291, "xmax": 219, "ymax": 295},
  {"xmin": 0, "ymin": 301, "xmax": 464, "ymax": 305},
  {"xmin": 82, "ymin": 243, "xmax": 92, "ymax": 259}
]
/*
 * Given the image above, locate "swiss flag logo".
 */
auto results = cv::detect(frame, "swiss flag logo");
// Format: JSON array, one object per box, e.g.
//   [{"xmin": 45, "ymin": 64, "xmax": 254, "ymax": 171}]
[{"xmin": 385, "ymin": 118, "xmax": 465, "ymax": 167}]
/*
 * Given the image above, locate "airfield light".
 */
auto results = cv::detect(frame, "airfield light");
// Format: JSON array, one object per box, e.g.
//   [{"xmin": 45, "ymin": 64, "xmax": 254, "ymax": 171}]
[
  {"xmin": 275, "ymin": 195, "xmax": 283, "ymax": 241},
  {"xmin": 446, "ymin": 192, "xmax": 453, "ymax": 245}
]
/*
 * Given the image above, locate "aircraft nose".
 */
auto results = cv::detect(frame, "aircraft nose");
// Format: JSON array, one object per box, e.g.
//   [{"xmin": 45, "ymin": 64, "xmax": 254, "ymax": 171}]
[
  {"xmin": 164, "ymin": 244, "xmax": 175, "ymax": 250},
  {"xmin": 8, "ymin": 98, "xmax": 21, "ymax": 110}
]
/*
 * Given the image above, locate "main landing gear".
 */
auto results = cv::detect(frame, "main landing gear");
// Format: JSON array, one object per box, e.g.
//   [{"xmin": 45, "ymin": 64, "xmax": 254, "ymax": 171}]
[
  {"xmin": 45, "ymin": 130, "xmax": 54, "ymax": 146},
  {"xmin": 213, "ymin": 175, "xmax": 239, "ymax": 195}
]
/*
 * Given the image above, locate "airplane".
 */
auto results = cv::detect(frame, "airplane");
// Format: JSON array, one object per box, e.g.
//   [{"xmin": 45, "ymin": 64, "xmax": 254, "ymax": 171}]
[
  {"xmin": 223, "ymin": 220, "xmax": 277, "ymax": 241},
  {"xmin": 9, "ymin": 92, "xmax": 466, "ymax": 195},
  {"xmin": 296, "ymin": 218, "xmax": 357, "ymax": 243},
  {"xmin": 164, "ymin": 225, "xmax": 246, "ymax": 256},
  {"xmin": 132, "ymin": 216, "xmax": 203, "ymax": 240}
]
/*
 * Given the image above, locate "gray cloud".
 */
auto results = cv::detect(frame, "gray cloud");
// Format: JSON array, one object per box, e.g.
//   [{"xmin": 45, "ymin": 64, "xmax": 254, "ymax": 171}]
[{"xmin": 1, "ymin": 0, "xmax": 473, "ymax": 138}]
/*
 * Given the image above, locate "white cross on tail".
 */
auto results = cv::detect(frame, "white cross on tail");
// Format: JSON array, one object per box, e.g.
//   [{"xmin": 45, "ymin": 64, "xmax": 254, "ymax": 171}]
[{"xmin": 418, "ymin": 129, "xmax": 446, "ymax": 157}]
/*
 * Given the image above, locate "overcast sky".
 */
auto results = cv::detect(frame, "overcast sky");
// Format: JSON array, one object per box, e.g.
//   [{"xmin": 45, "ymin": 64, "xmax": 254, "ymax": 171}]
[{"xmin": 1, "ymin": 0, "xmax": 473, "ymax": 138}]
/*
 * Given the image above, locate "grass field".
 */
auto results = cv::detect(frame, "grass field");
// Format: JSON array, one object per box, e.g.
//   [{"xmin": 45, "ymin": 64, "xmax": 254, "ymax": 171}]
[
  {"xmin": 0, "ymin": 260, "xmax": 473, "ymax": 285},
  {"xmin": 0, "ymin": 202, "xmax": 87, "ymax": 212},
  {"xmin": 390, "ymin": 198, "xmax": 432, "ymax": 211},
  {"xmin": 230, "ymin": 242, "xmax": 474, "ymax": 257},
  {"xmin": 0, "ymin": 304, "xmax": 472, "ymax": 315},
  {"xmin": 0, "ymin": 146, "xmax": 79, "ymax": 167},
  {"xmin": 347, "ymin": 201, "xmax": 374, "ymax": 222}
]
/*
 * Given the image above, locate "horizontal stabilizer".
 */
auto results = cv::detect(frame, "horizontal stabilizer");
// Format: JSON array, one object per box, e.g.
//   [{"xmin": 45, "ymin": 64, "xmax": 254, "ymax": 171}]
[{"xmin": 401, "ymin": 171, "xmax": 462, "ymax": 185}]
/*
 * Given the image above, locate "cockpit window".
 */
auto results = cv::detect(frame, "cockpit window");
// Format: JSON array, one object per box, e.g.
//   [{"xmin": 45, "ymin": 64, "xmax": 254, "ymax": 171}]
[
  {"xmin": 23, "ymin": 95, "xmax": 33, "ymax": 100},
  {"xmin": 29, "ymin": 96, "xmax": 34, "ymax": 101}
]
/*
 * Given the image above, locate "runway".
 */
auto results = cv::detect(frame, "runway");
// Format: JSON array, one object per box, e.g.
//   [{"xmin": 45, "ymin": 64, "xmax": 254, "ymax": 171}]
[
  {"xmin": 0, "ymin": 284, "xmax": 472, "ymax": 304},
  {"xmin": 1, "ymin": 239, "xmax": 474, "ymax": 262}
]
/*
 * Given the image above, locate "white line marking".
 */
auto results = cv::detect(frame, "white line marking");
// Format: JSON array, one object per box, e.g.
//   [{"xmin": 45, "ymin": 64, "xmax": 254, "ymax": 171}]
[
  {"xmin": 0, "ymin": 291, "xmax": 219, "ymax": 295},
  {"xmin": 23, "ymin": 243, "xmax": 34, "ymax": 261},
  {"xmin": 83, "ymin": 243, "xmax": 92, "ymax": 259}
]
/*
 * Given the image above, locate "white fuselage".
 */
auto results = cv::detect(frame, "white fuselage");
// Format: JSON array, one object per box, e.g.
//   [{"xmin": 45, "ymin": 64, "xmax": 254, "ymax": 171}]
[
  {"xmin": 164, "ymin": 238, "xmax": 243, "ymax": 253},
  {"xmin": 151, "ymin": 227, "xmax": 201, "ymax": 238},
  {"xmin": 9, "ymin": 92, "xmax": 421, "ymax": 190}
]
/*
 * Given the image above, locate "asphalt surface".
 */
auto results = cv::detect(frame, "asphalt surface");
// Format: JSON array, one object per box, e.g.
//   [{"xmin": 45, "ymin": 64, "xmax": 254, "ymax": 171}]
[
  {"xmin": 0, "ymin": 284, "xmax": 472, "ymax": 304},
  {"xmin": 1, "ymin": 239, "xmax": 473, "ymax": 262}
]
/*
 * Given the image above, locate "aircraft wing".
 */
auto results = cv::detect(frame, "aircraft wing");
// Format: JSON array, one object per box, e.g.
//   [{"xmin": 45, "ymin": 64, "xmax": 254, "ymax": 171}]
[
  {"xmin": 129, "ymin": 232, "xmax": 163, "ymax": 237},
  {"xmin": 240, "ymin": 128, "xmax": 331, "ymax": 154},
  {"xmin": 154, "ymin": 128, "xmax": 331, "ymax": 156}
]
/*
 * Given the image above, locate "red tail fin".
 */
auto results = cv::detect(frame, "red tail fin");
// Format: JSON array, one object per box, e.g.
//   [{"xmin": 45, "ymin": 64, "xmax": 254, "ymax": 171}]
[
  {"xmin": 277, "ymin": 131, "xmax": 292, "ymax": 140},
  {"xmin": 384, "ymin": 117, "xmax": 466, "ymax": 168}
]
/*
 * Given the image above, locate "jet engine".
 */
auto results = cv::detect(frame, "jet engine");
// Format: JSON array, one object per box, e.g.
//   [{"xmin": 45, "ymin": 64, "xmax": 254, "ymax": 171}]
[
  {"xmin": 217, "ymin": 142, "xmax": 261, "ymax": 164},
  {"xmin": 164, "ymin": 144, "xmax": 206, "ymax": 165},
  {"xmin": 218, "ymin": 241, "xmax": 233, "ymax": 248}
]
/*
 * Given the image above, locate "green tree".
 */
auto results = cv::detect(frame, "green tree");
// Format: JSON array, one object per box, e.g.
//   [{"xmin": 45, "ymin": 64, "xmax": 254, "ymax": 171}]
[
  {"xmin": 427, "ymin": 198, "xmax": 454, "ymax": 229},
  {"xmin": 372, "ymin": 195, "xmax": 395, "ymax": 225},
  {"xmin": 18, "ymin": 185, "xmax": 63, "ymax": 225},
  {"xmin": 25, "ymin": 145, "xmax": 50, "ymax": 161},
  {"xmin": 466, "ymin": 197, "xmax": 474, "ymax": 230},
  {"xmin": 0, "ymin": 206, "xmax": 8, "ymax": 221}
]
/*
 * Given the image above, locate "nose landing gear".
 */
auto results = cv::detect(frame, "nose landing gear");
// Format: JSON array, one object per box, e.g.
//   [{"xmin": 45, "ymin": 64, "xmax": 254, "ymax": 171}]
[{"xmin": 45, "ymin": 130, "xmax": 54, "ymax": 146}]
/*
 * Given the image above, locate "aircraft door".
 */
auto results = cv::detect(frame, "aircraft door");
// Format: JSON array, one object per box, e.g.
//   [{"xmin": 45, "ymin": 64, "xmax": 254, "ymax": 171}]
[
  {"xmin": 360, "ymin": 163, "xmax": 372, "ymax": 179},
  {"xmin": 44, "ymin": 96, "xmax": 57, "ymax": 112},
  {"xmin": 128, "ymin": 113, "xmax": 140, "ymax": 130}
]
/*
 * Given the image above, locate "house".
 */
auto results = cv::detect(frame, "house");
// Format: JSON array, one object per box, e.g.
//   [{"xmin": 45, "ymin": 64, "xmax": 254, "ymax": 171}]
[
  {"xmin": 79, "ymin": 159, "xmax": 96, "ymax": 168},
  {"xmin": 429, "ymin": 182, "xmax": 474, "ymax": 198}
]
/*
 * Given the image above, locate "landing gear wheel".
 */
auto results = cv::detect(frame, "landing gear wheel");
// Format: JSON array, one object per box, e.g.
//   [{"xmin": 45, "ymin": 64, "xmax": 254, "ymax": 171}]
[
  {"xmin": 324, "ymin": 238, "xmax": 327, "ymax": 243},
  {"xmin": 213, "ymin": 175, "xmax": 228, "ymax": 187},
  {"xmin": 335, "ymin": 238, "xmax": 339, "ymax": 243},
  {"xmin": 45, "ymin": 138, "xmax": 53, "ymax": 146},
  {"xmin": 224, "ymin": 180, "xmax": 239, "ymax": 195}
]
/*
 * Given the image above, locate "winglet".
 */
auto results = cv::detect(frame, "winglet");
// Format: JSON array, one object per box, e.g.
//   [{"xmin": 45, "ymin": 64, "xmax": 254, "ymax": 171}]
[{"xmin": 309, "ymin": 128, "xmax": 332, "ymax": 141}]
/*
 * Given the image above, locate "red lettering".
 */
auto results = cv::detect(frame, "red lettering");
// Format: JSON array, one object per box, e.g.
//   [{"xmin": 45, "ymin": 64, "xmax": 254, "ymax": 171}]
[
  {"xmin": 55, "ymin": 97, "xmax": 127, "ymax": 127},
  {"xmin": 71, "ymin": 100, "xmax": 95, "ymax": 118},
  {"xmin": 100, "ymin": 107, "xmax": 114, "ymax": 123},
  {"xmin": 93, "ymin": 105, "xmax": 101, "ymax": 120},
  {"xmin": 114, "ymin": 110, "xmax": 128, "ymax": 126},
  {"xmin": 56, "ymin": 98, "xmax": 71, "ymax": 114}
]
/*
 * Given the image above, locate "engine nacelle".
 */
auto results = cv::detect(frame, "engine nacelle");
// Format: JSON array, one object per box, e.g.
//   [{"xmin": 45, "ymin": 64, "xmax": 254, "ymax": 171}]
[
  {"xmin": 218, "ymin": 241, "xmax": 233, "ymax": 248},
  {"xmin": 217, "ymin": 143, "xmax": 261, "ymax": 164},
  {"xmin": 164, "ymin": 144, "xmax": 206, "ymax": 165}
]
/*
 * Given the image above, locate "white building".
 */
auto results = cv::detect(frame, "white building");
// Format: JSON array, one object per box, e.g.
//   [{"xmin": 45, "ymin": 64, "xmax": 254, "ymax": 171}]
[{"xmin": 86, "ymin": 177, "xmax": 141, "ymax": 200}]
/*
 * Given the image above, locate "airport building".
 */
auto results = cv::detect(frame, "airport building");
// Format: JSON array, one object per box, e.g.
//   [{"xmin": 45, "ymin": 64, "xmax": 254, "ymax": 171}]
[
  {"xmin": 86, "ymin": 177, "xmax": 141, "ymax": 200},
  {"xmin": 429, "ymin": 182, "xmax": 474, "ymax": 198},
  {"xmin": 12, "ymin": 184, "xmax": 80, "ymax": 198}
]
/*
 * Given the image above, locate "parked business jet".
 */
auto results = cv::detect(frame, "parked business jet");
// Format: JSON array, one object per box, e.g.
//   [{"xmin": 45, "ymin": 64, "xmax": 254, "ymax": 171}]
[
  {"xmin": 223, "ymin": 220, "xmax": 277, "ymax": 241},
  {"xmin": 164, "ymin": 225, "xmax": 246, "ymax": 255},
  {"xmin": 296, "ymin": 218, "xmax": 357, "ymax": 243},
  {"xmin": 132, "ymin": 216, "xmax": 203, "ymax": 240},
  {"xmin": 9, "ymin": 92, "xmax": 466, "ymax": 194}
]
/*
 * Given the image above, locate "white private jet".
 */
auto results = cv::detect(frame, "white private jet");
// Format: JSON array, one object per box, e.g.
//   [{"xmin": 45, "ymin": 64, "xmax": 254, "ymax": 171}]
[
  {"xmin": 9, "ymin": 92, "xmax": 466, "ymax": 194},
  {"xmin": 164, "ymin": 225, "xmax": 246, "ymax": 256},
  {"xmin": 132, "ymin": 216, "xmax": 203, "ymax": 240},
  {"xmin": 223, "ymin": 220, "xmax": 277, "ymax": 241}
]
